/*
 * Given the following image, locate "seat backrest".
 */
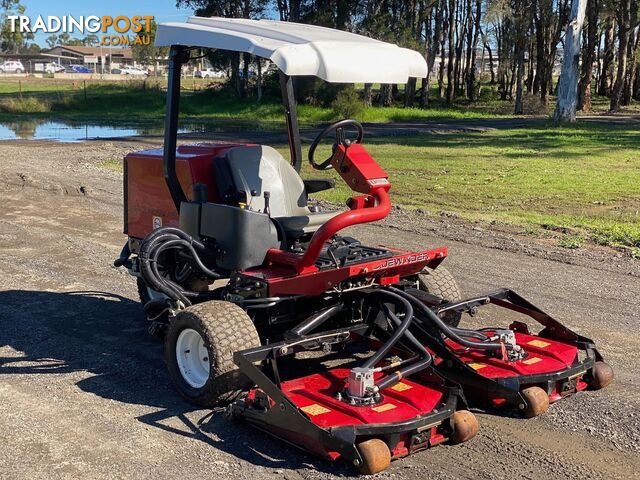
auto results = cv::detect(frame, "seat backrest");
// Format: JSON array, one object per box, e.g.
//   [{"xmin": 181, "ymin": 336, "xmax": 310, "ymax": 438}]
[{"xmin": 224, "ymin": 145, "xmax": 308, "ymax": 217}]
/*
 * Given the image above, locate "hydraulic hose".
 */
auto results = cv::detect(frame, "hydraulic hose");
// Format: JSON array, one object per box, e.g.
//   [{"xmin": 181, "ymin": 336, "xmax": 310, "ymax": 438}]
[
  {"xmin": 362, "ymin": 289, "xmax": 414, "ymax": 369},
  {"xmin": 113, "ymin": 242, "xmax": 131, "ymax": 268},
  {"xmin": 449, "ymin": 326, "xmax": 490, "ymax": 341},
  {"xmin": 138, "ymin": 227, "xmax": 221, "ymax": 307},
  {"xmin": 375, "ymin": 357, "xmax": 432, "ymax": 392},
  {"xmin": 389, "ymin": 286, "xmax": 510, "ymax": 351},
  {"xmin": 373, "ymin": 298, "xmax": 433, "ymax": 391},
  {"xmin": 379, "ymin": 302, "xmax": 431, "ymax": 358}
]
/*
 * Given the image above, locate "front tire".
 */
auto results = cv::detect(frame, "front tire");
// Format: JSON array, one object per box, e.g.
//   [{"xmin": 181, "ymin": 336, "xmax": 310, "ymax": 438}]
[
  {"xmin": 417, "ymin": 266, "xmax": 463, "ymax": 327},
  {"xmin": 165, "ymin": 301, "xmax": 260, "ymax": 407}
]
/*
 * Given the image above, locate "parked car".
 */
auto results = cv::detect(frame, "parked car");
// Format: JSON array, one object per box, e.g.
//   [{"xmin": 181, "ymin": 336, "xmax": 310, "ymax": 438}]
[
  {"xmin": 195, "ymin": 68, "xmax": 226, "ymax": 79},
  {"xmin": 44, "ymin": 62, "xmax": 65, "ymax": 74},
  {"xmin": 120, "ymin": 66, "xmax": 148, "ymax": 76},
  {"xmin": 0, "ymin": 60, "xmax": 25, "ymax": 74},
  {"xmin": 238, "ymin": 69, "xmax": 257, "ymax": 78},
  {"xmin": 66, "ymin": 65, "xmax": 93, "ymax": 74}
]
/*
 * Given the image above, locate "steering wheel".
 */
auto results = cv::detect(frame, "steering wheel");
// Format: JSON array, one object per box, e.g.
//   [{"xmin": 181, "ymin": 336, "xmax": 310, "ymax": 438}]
[{"xmin": 308, "ymin": 119, "xmax": 364, "ymax": 170}]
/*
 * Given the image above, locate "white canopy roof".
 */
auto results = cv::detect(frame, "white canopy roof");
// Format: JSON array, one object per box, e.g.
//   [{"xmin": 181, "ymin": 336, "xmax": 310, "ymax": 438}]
[{"xmin": 156, "ymin": 17, "xmax": 427, "ymax": 84}]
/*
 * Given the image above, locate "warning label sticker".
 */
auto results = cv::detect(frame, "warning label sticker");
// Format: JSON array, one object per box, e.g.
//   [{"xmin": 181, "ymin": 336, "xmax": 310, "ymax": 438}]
[
  {"xmin": 468, "ymin": 362, "xmax": 487, "ymax": 370},
  {"xmin": 372, "ymin": 403, "xmax": 397, "ymax": 413},
  {"xmin": 527, "ymin": 339, "xmax": 551, "ymax": 348},
  {"xmin": 301, "ymin": 404, "xmax": 331, "ymax": 416},
  {"xmin": 390, "ymin": 382, "xmax": 412, "ymax": 392},
  {"xmin": 522, "ymin": 357, "xmax": 543, "ymax": 365}
]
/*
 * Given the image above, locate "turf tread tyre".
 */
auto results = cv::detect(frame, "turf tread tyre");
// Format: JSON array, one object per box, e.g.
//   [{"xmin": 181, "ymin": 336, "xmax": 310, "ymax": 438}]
[
  {"xmin": 418, "ymin": 266, "xmax": 462, "ymax": 327},
  {"xmin": 137, "ymin": 277, "xmax": 151, "ymax": 304},
  {"xmin": 165, "ymin": 301, "xmax": 260, "ymax": 407}
]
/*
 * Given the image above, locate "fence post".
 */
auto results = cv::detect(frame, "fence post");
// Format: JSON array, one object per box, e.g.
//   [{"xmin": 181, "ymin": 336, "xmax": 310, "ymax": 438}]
[
  {"xmin": 19, "ymin": 80, "xmax": 22, "ymax": 100},
  {"xmin": 84, "ymin": 80, "xmax": 87, "ymax": 102}
]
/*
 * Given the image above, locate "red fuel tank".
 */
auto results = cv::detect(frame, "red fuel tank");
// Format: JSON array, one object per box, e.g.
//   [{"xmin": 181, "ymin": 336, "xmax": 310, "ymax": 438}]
[{"xmin": 124, "ymin": 143, "xmax": 249, "ymax": 240}]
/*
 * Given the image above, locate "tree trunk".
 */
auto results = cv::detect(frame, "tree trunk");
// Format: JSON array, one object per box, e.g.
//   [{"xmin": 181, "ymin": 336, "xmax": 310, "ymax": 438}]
[
  {"xmin": 484, "ymin": 33, "xmax": 496, "ymax": 84},
  {"xmin": 256, "ymin": 58, "xmax": 262, "ymax": 102},
  {"xmin": 514, "ymin": 47, "xmax": 526, "ymax": 114},
  {"xmin": 598, "ymin": 14, "xmax": 615, "ymax": 96},
  {"xmin": 404, "ymin": 77, "xmax": 417, "ymax": 107},
  {"xmin": 439, "ymin": 42, "xmax": 446, "ymax": 98},
  {"xmin": 379, "ymin": 84, "xmax": 393, "ymax": 107},
  {"xmin": 231, "ymin": 53, "xmax": 241, "ymax": 97},
  {"xmin": 554, "ymin": 0, "xmax": 587, "ymax": 122},
  {"xmin": 241, "ymin": 52, "xmax": 250, "ymax": 98},
  {"xmin": 514, "ymin": 0, "xmax": 530, "ymax": 113},
  {"xmin": 467, "ymin": 0, "xmax": 482, "ymax": 101},
  {"xmin": 363, "ymin": 83, "xmax": 372, "ymax": 107},
  {"xmin": 611, "ymin": 0, "xmax": 632, "ymax": 112},
  {"xmin": 577, "ymin": 0, "xmax": 598, "ymax": 112},
  {"xmin": 453, "ymin": 0, "xmax": 465, "ymax": 97},
  {"xmin": 446, "ymin": 0, "xmax": 456, "ymax": 103},
  {"xmin": 621, "ymin": 23, "xmax": 639, "ymax": 105},
  {"xmin": 525, "ymin": 35, "xmax": 535, "ymax": 93}
]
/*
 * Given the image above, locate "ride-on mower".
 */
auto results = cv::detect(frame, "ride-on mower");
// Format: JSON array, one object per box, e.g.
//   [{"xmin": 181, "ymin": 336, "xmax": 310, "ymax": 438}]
[{"xmin": 114, "ymin": 17, "xmax": 612, "ymax": 474}]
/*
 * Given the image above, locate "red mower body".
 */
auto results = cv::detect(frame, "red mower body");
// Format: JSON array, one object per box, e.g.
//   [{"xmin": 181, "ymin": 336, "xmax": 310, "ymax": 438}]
[
  {"xmin": 124, "ymin": 143, "xmax": 249, "ymax": 240},
  {"xmin": 407, "ymin": 289, "xmax": 609, "ymax": 416},
  {"xmin": 243, "ymin": 367, "xmax": 452, "ymax": 461},
  {"xmin": 440, "ymin": 331, "xmax": 590, "ymax": 406}
]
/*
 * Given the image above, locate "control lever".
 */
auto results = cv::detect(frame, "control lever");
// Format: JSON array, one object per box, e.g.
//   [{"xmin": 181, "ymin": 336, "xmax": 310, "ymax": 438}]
[{"xmin": 263, "ymin": 191, "xmax": 271, "ymax": 216}]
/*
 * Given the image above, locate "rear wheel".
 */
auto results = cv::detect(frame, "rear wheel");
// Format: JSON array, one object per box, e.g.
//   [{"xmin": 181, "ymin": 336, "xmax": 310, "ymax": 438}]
[
  {"xmin": 417, "ymin": 266, "xmax": 462, "ymax": 327},
  {"xmin": 165, "ymin": 301, "xmax": 260, "ymax": 407}
]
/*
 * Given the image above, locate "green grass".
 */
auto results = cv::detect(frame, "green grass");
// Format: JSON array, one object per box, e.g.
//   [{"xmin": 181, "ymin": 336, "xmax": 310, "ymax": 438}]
[
  {"xmin": 7, "ymin": 78, "xmax": 638, "ymax": 253},
  {"xmin": 95, "ymin": 122, "xmax": 640, "ymax": 252},
  {"xmin": 277, "ymin": 123, "xmax": 640, "ymax": 252},
  {"xmin": 0, "ymin": 77, "xmax": 509, "ymax": 123}
]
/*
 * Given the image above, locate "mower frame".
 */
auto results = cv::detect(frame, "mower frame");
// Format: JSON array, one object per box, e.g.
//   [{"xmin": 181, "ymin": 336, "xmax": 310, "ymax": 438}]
[
  {"xmin": 229, "ymin": 323, "xmax": 461, "ymax": 464},
  {"xmin": 411, "ymin": 288, "xmax": 603, "ymax": 409}
]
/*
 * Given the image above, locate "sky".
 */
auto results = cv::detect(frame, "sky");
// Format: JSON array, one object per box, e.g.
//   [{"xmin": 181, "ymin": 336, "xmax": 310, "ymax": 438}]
[{"xmin": 18, "ymin": 0, "xmax": 195, "ymax": 46}]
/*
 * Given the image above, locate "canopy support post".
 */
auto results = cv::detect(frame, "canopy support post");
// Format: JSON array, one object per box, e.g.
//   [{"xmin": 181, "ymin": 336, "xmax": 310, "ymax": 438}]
[
  {"xmin": 164, "ymin": 45, "xmax": 190, "ymax": 212},
  {"xmin": 279, "ymin": 72, "xmax": 302, "ymax": 172}
]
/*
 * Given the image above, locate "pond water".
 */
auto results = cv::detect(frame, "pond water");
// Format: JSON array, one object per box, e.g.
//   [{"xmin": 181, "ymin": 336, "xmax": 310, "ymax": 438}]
[{"xmin": 0, "ymin": 119, "xmax": 175, "ymax": 142}]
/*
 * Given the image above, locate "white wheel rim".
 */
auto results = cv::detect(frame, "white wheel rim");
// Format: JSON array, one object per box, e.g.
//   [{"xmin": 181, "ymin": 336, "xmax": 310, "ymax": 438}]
[{"xmin": 176, "ymin": 328, "xmax": 210, "ymax": 388}]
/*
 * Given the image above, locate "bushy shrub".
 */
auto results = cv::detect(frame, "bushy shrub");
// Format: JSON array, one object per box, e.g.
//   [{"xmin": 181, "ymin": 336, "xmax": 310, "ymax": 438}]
[
  {"xmin": 0, "ymin": 96, "xmax": 50, "ymax": 113},
  {"xmin": 522, "ymin": 94, "xmax": 551, "ymax": 115},
  {"xmin": 331, "ymin": 86, "xmax": 364, "ymax": 119},
  {"xmin": 315, "ymin": 81, "xmax": 341, "ymax": 107}
]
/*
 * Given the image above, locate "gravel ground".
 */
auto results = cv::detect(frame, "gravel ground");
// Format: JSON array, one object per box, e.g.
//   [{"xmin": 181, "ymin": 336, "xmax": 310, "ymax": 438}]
[{"xmin": 0, "ymin": 139, "xmax": 638, "ymax": 480}]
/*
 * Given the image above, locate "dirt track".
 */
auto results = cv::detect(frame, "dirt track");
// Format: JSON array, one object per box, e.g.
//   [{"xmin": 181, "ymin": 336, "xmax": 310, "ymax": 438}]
[{"xmin": 0, "ymin": 139, "xmax": 639, "ymax": 480}]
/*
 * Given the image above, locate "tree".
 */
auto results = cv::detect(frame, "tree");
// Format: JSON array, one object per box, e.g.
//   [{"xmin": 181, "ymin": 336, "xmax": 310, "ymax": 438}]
[
  {"xmin": 45, "ymin": 35, "xmax": 58, "ymax": 49},
  {"xmin": 577, "ymin": 0, "xmax": 599, "ymax": 111},
  {"xmin": 132, "ymin": 20, "xmax": 168, "ymax": 66},
  {"xmin": 57, "ymin": 33, "xmax": 71, "ymax": 46},
  {"xmin": 513, "ymin": 0, "xmax": 532, "ymax": 114},
  {"xmin": 83, "ymin": 35, "xmax": 99, "ymax": 47},
  {"xmin": 177, "ymin": 0, "xmax": 269, "ymax": 96},
  {"xmin": 554, "ymin": 0, "xmax": 587, "ymax": 122},
  {"xmin": 610, "ymin": 0, "xmax": 632, "ymax": 112},
  {"xmin": 1, "ymin": 0, "xmax": 28, "ymax": 53}
]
